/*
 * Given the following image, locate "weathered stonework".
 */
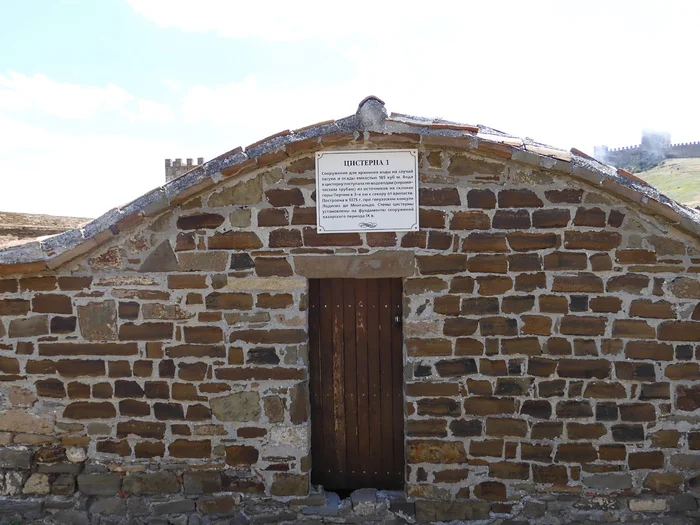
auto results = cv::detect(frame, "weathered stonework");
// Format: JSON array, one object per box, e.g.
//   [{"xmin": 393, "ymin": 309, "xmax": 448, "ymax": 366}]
[{"xmin": 1, "ymin": 99, "xmax": 700, "ymax": 523}]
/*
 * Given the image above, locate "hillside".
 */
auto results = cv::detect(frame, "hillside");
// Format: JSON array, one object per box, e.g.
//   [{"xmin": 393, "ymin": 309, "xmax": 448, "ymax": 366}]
[{"xmin": 635, "ymin": 158, "xmax": 700, "ymax": 209}]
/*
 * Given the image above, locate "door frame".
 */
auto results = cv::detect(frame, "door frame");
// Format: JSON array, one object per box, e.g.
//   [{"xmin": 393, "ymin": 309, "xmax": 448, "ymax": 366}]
[{"xmin": 307, "ymin": 277, "xmax": 406, "ymax": 492}]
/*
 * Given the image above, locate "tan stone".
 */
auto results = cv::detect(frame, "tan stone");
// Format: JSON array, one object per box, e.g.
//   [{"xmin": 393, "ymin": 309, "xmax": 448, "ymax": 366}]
[
  {"xmin": 225, "ymin": 277, "xmax": 306, "ymax": 292},
  {"xmin": 209, "ymin": 175, "xmax": 262, "ymax": 206},
  {"xmin": 178, "ymin": 252, "xmax": 229, "ymax": 272},
  {"xmin": 7, "ymin": 387, "xmax": 37, "ymax": 408},
  {"xmin": 669, "ymin": 277, "xmax": 700, "ymax": 299},
  {"xmin": 230, "ymin": 209, "xmax": 252, "ymax": 228},
  {"xmin": 294, "ymin": 251, "xmax": 415, "ymax": 278},
  {"xmin": 23, "ymin": 473, "xmax": 50, "ymax": 495},
  {"xmin": 407, "ymin": 440, "xmax": 467, "ymax": 463},
  {"xmin": 211, "ymin": 391, "xmax": 261, "ymax": 422},
  {"xmin": 78, "ymin": 301, "xmax": 117, "ymax": 341},
  {"xmin": 95, "ymin": 275, "xmax": 158, "ymax": 286},
  {"xmin": 0, "ymin": 411, "xmax": 54, "ymax": 434},
  {"xmin": 8, "ymin": 315, "xmax": 49, "ymax": 338},
  {"xmin": 142, "ymin": 303, "xmax": 195, "ymax": 320},
  {"xmin": 264, "ymin": 396, "xmax": 285, "ymax": 423}
]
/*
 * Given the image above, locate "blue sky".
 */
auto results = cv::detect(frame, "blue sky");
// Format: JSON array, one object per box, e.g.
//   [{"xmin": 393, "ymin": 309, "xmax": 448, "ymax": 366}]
[{"xmin": 1, "ymin": 0, "xmax": 698, "ymax": 217}]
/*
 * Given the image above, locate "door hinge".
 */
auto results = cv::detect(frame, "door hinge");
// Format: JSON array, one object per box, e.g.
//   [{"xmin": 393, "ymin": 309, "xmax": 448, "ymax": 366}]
[{"xmin": 394, "ymin": 314, "xmax": 403, "ymax": 327}]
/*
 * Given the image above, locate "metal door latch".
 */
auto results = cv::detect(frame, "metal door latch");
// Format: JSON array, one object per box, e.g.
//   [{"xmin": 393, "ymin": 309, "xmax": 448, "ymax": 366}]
[{"xmin": 394, "ymin": 315, "xmax": 403, "ymax": 327}]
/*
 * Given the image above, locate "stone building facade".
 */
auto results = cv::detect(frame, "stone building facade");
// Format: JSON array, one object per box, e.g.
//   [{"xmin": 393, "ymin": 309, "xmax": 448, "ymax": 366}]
[{"xmin": 0, "ymin": 98, "xmax": 700, "ymax": 523}]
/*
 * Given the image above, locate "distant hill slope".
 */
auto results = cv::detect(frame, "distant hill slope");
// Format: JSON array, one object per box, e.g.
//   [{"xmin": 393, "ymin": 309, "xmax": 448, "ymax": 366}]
[{"xmin": 635, "ymin": 158, "xmax": 700, "ymax": 209}]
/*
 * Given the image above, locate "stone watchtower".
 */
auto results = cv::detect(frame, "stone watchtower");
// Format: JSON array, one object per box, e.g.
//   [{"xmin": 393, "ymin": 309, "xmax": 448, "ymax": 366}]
[{"xmin": 165, "ymin": 157, "xmax": 204, "ymax": 183}]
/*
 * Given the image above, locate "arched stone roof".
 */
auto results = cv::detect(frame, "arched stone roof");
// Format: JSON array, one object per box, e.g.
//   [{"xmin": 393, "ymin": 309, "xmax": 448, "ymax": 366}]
[{"xmin": 1, "ymin": 96, "xmax": 698, "ymax": 275}]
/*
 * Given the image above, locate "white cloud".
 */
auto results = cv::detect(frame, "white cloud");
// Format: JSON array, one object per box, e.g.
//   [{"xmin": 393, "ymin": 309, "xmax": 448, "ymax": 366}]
[
  {"xmin": 0, "ymin": 113, "xmax": 175, "ymax": 217},
  {"xmin": 0, "ymin": 71, "xmax": 173, "ymax": 122}
]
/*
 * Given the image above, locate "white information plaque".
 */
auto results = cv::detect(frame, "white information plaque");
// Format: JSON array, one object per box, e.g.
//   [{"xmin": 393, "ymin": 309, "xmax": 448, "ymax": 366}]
[{"xmin": 315, "ymin": 149, "xmax": 419, "ymax": 233}]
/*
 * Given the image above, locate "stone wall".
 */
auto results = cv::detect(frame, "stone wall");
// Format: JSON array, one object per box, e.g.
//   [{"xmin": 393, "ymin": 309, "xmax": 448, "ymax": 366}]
[{"xmin": 1, "ymin": 135, "xmax": 700, "ymax": 523}]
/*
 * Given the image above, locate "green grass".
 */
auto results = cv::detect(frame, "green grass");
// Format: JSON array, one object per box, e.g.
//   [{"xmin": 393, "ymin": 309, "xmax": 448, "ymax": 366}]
[{"xmin": 636, "ymin": 158, "xmax": 700, "ymax": 208}]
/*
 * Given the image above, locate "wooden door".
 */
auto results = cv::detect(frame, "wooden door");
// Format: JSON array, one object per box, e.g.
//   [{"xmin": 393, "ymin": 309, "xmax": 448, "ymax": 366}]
[{"xmin": 308, "ymin": 278, "xmax": 405, "ymax": 491}]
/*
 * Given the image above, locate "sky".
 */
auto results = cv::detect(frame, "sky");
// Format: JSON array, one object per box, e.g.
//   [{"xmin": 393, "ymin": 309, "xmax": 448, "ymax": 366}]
[{"xmin": 0, "ymin": 0, "xmax": 698, "ymax": 218}]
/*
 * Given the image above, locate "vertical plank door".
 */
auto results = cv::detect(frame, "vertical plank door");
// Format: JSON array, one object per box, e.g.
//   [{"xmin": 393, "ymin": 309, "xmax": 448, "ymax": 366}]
[{"xmin": 309, "ymin": 278, "xmax": 405, "ymax": 491}]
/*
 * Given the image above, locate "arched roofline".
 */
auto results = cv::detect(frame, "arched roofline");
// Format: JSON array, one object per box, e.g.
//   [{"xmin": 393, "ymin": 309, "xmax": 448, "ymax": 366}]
[{"xmin": 1, "ymin": 96, "xmax": 699, "ymax": 275}]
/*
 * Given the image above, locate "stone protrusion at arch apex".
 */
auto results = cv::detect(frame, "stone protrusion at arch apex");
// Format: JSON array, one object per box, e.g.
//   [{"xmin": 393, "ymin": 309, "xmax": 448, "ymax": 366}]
[{"xmin": 0, "ymin": 97, "xmax": 698, "ymax": 523}]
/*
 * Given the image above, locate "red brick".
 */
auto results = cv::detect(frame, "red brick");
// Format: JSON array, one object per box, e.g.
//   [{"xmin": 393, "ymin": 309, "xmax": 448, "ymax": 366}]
[
  {"xmin": 39, "ymin": 343, "xmax": 138, "ymax": 356},
  {"xmin": 498, "ymin": 189, "xmax": 543, "ymax": 208},
  {"xmin": 454, "ymin": 337, "xmax": 484, "ymax": 355},
  {"xmin": 629, "ymin": 451, "xmax": 664, "ymax": 469},
  {"xmin": 64, "ymin": 401, "xmax": 116, "ymax": 419},
  {"xmin": 612, "ymin": 319, "xmax": 654, "ymax": 338},
  {"xmin": 583, "ymin": 381, "xmax": 626, "ymax": 399},
  {"xmin": 619, "ymin": 403, "xmax": 655, "ymax": 421},
  {"xmin": 177, "ymin": 213, "xmax": 224, "ymax": 230},
  {"xmin": 607, "ymin": 274, "xmax": 649, "ymax": 294},
  {"xmin": 407, "ymin": 338, "xmax": 452, "ymax": 357},
  {"xmin": 169, "ymin": 439, "xmax": 211, "ymax": 458},
  {"xmin": 269, "ymin": 229, "xmax": 302, "ymax": 248},
  {"xmin": 559, "ymin": 316, "xmax": 606, "ymax": 336},
  {"xmin": 266, "ymin": 188, "xmax": 304, "ymax": 206},
  {"xmin": 501, "ymin": 337, "xmax": 541, "ymax": 356},
  {"xmin": 168, "ymin": 274, "xmax": 207, "ymax": 289},
  {"xmin": 552, "ymin": 273, "xmax": 603, "ymax": 293},
  {"xmin": 291, "ymin": 207, "xmax": 316, "ymax": 225},
  {"xmin": 119, "ymin": 323, "xmax": 173, "ymax": 341},
  {"xmin": 401, "ymin": 231, "xmax": 427, "ymax": 248},
  {"xmin": 419, "ymin": 188, "xmax": 460, "ymax": 206},
  {"xmin": 464, "ymin": 397, "xmax": 516, "ymax": 415},
  {"xmin": 450, "ymin": 211, "xmax": 490, "ymax": 230},
  {"xmin": 665, "ymin": 363, "xmax": 700, "ymax": 380},
  {"xmin": 532, "ymin": 465, "xmax": 568, "ymax": 484},
  {"xmin": 480, "ymin": 317, "xmax": 517, "ymax": 336},
  {"xmin": 590, "ymin": 296, "xmax": 622, "ymax": 313},
  {"xmin": 616, "ymin": 362, "xmax": 656, "ymax": 381},
  {"xmin": 532, "ymin": 209, "xmax": 571, "ymax": 228},
  {"xmin": 493, "ymin": 210, "xmax": 530, "ymax": 229},
  {"xmin": 545, "ymin": 189, "xmax": 583, "ymax": 203},
  {"xmin": 555, "ymin": 443, "xmax": 597, "ymax": 463},
  {"xmin": 470, "ymin": 439, "xmax": 504, "ymax": 457},
  {"xmin": 419, "ymin": 208, "xmax": 446, "ymax": 228},
  {"xmin": 527, "ymin": 358, "xmax": 557, "ymax": 376},
  {"xmin": 427, "ymin": 231, "xmax": 453, "ymax": 250},
  {"xmin": 257, "ymin": 208, "xmax": 288, "ymax": 227},
  {"xmin": 508, "ymin": 253, "xmax": 541, "ymax": 272},
  {"xmin": 539, "ymin": 295, "xmax": 568, "ymax": 313},
  {"xmin": 564, "ymin": 231, "xmax": 621, "ymax": 250},
  {"xmin": 417, "ymin": 254, "xmax": 468, "ymax": 275},
  {"xmin": 521, "ymin": 443, "xmax": 553, "ymax": 461},
  {"xmin": 489, "ymin": 461, "xmax": 529, "ymax": 480},
  {"xmin": 573, "ymin": 207, "xmax": 606, "ymax": 227},
  {"xmin": 462, "ymin": 233, "xmax": 509, "ymax": 252},
  {"xmin": 616, "ymin": 249, "xmax": 657, "ymax": 264},
  {"xmin": 366, "ymin": 232, "xmax": 397, "ymax": 247},
  {"xmin": 543, "ymin": 252, "xmax": 587, "ymax": 270},
  {"xmin": 468, "ymin": 255, "xmax": 507, "ymax": 274},
  {"xmin": 32, "ymin": 294, "xmax": 72, "ymax": 314},
  {"xmin": 515, "ymin": 273, "xmax": 546, "ymax": 292},
  {"xmin": 507, "ymin": 233, "xmax": 558, "ymax": 252},
  {"xmin": 658, "ymin": 321, "xmax": 700, "ymax": 342},
  {"xmin": 629, "ymin": 299, "xmax": 674, "ymax": 319},
  {"xmin": 520, "ymin": 315, "xmax": 552, "ymax": 336},
  {"xmin": 184, "ymin": 326, "xmax": 223, "ymax": 344},
  {"xmin": 558, "ymin": 358, "xmax": 610, "ymax": 378},
  {"xmin": 467, "ymin": 189, "xmax": 496, "ymax": 209}
]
